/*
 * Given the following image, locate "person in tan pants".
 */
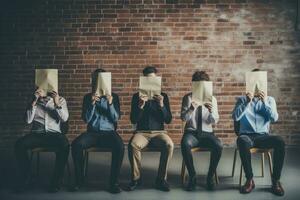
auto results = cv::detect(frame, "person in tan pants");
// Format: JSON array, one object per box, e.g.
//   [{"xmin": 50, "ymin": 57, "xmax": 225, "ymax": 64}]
[{"xmin": 127, "ymin": 66, "xmax": 173, "ymax": 192}]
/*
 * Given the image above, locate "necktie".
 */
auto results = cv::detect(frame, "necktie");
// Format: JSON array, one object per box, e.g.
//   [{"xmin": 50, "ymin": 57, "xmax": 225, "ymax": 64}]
[{"xmin": 197, "ymin": 106, "xmax": 202, "ymax": 134}]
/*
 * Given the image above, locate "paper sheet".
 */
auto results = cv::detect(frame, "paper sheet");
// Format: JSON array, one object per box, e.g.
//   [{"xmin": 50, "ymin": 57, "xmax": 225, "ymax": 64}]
[
  {"xmin": 35, "ymin": 69, "xmax": 58, "ymax": 93},
  {"xmin": 246, "ymin": 71, "xmax": 267, "ymax": 97},
  {"xmin": 139, "ymin": 76, "xmax": 162, "ymax": 99},
  {"xmin": 95, "ymin": 72, "xmax": 111, "ymax": 96},
  {"xmin": 192, "ymin": 81, "xmax": 213, "ymax": 105}
]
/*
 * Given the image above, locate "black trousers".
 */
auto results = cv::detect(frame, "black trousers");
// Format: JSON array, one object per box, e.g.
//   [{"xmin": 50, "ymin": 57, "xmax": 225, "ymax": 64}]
[
  {"xmin": 237, "ymin": 134, "xmax": 285, "ymax": 181},
  {"xmin": 71, "ymin": 131, "xmax": 124, "ymax": 186},
  {"xmin": 14, "ymin": 132, "xmax": 69, "ymax": 186},
  {"xmin": 181, "ymin": 130, "xmax": 223, "ymax": 178}
]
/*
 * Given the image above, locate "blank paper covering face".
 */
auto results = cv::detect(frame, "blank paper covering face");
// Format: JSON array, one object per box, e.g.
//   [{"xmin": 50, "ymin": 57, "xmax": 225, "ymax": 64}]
[
  {"xmin": 246, "ymin": 71, "xmax": 267, "ymax": 97},
  {"xmin": 139, "ymin": 76, "xmax": 162, "ymax": 99},
  {"xmin": 35, "ymin": 69, "xmax": 58, "ymax": 93},
  {"xmin": 96, "ymin": 72, "xmax": 111, "ymax": 96},
  {"xmin": 192, "ymin": 81, "xmax": 213, "ymax": 105}
]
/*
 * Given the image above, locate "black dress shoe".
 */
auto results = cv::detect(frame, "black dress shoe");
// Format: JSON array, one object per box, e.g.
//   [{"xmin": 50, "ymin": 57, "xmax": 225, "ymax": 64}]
[
  {"xmin": 206, "ymin": 176, "xmax": 215, "ymax": 191},
  {"xmin": 240, "ymin": 179, "xmax": 255, "ymax": 194},
  {"xmin": 127, "ymin": 179, "xmax": 141, "ymax": 191},
  {"xmin": 69, "ymin": 185, "xmax": 81, "ymax": 192},
  {"xmin": 186, "ymin": 176, "xmax": 196, "ymax": 191},
  {"xmin": 48, "ymin": 185, "xmax": 60, "ymax": 193},
  {"xmin": 109, "ymin": 184, "xmax": 122, "ymax": 194},
  {"xmin": 271, "ymin": 180, "xmax": 285, "ymax": 196},
  {"xmin": 155, "ymin": 179, "xmax": 170, "ymax": 192}
]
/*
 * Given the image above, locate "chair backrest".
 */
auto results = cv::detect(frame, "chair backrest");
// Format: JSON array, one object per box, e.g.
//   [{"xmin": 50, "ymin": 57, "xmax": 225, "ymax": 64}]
[
  {"xmin": 233, "ymin": 120, "xmax": 240, "ymax": 136},
  {"xmin": 60, "ymin": 121, "xmax": 69, "ymax": 134}
]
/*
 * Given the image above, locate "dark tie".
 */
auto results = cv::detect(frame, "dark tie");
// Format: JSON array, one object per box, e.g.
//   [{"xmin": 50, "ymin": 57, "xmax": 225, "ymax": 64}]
[{"xmin": 197, "ymin": 106, "xmax": 202, "ymax": 134}]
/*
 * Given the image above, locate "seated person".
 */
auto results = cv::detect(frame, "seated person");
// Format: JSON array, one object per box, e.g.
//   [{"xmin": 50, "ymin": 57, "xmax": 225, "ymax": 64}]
[
  {"xmin": 71, "ymin": 69, "xmax": 124, "ymax": 194},
  {"xmin": 15, "ymin": 88, "xmax": 69, "ymax": 193},
  {"xmin": 127, "ymin": 66, "xmax": 173, "ymax": 192},
  {"xmin": 181, "ymin": 71, "xmax": 222, "ymax": 191},
  {"xmin": 232, "ymin": 68, "xmax": 285, "ymax": 196}
]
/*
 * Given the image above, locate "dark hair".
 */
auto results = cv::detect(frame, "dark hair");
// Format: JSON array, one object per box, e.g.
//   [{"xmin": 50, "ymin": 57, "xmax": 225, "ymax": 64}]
[
  {"xmin": 252, "ymin": 68, "xmax": 260, "ymax": 72},
  {"xmin": 192, "ymin": 70, "xmax": 210, "ymax": 81},
  {"xmin": 91, "ymin": 68, "xmax": 106, "ymax": 92},
  {"xmin": 143, "ymin": 66, "xmax": 157, "ymax": 76}
]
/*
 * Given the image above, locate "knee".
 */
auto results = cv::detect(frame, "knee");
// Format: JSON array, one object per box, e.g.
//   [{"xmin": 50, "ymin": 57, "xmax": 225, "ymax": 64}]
[
  {"xmin": 71, "ymin": 138, "xmax": 84, "ymax": 151},
  {"xmin": 237, "ymin": 135, "xmax": 250, "ymax": 149},
  {"xmin": 273, "ymin": 136, "xmax": 285, "ymax": 148},
  {"xmin": 165, "ymin": 140, "xmax": 174, "ymax": 151},
  {"xmin": 130, "ymin": 140, "xmax": 142, "ymax": 151},
  {"xmin": 215, "ymin": 140, "xmax": 223, "ymax": 153},
  {"xmin": 181, "ymin": 137, "xmax": 193, "ymax": 150},
  {"xmin": 60, "ymin": 136, "xmax": 70, "ymax": 148}
]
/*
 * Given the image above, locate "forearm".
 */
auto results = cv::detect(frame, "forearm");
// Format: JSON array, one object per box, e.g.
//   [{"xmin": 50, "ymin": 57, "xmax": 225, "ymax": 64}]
[
  {"xmin": 108, "ymin": 103, "xmax": 120, "ymax": 122},
  {"xmin": 232, "ymin": 101, "xmax": 249, "ymax": 121},
  {"xmin": 262, "ymin": 102, "xmax": 278, "ymax": 122},
  {"xmin": 25, "ymin": 105, "xmax": 36, "ymax": 124}
]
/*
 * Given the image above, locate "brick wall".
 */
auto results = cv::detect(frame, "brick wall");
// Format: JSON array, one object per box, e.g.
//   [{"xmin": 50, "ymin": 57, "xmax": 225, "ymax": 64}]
[{"xmin": 1, "ymin": 0, "xmax": 300, "ymax": 148}]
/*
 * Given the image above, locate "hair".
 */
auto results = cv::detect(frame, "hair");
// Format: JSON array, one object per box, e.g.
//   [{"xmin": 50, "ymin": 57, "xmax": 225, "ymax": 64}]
[
  {"xmin": 252, "ymin": 68, "xmax": 261, "ymax": 72},
  {"xmin": 91, "ymin": 68, "xmax": 106, "ymax": 92},
  {"xmin": 142, "ymin": 66, "xmax": 157, "ymax": 76},
  {"xmin": 192, "ymin": 70, "xmax": 210, "ymax": 81}
]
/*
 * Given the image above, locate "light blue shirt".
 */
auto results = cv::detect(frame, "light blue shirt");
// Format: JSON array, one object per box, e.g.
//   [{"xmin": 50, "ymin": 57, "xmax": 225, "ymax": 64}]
[{"xmin": 232, "ymin": 96, "xmax": 278, "ymax": 134}]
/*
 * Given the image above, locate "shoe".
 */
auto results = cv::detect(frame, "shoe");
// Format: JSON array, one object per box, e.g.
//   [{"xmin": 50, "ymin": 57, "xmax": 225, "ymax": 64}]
[
  {"xmin": 127, "ymin": 179, "xmax": 141, "ymax": 191},
  {"xmin": 186, "ymin": 176, "xmax": 196, "ymax": 191},
  {"xmin": 206, "ymin": 176, "xmax": 215, "ymax": 191},
  {"xmin": 109, "ymin": 184, "xmax": 122, "ymax": 194},
  {"xmin": 271, "ymin": 180, "xmax": 284, "ymax": 196},
  {"xmin": 240, "ymin": 179, "xmax": 255, "ymax": 194},
  {"xmin": 69, "ymin": 185, "xmax": 81, "ymax": 192},
  {"xmin": 14, "ymin": 178, "xmax": 31, "ymax": 193},
  {"xmin": 155, "ymin": 179, "xmax": 170, "ymax": 192},
  {"xmin": 14, "ymin": 184, "xmax": 28, "ymax": 194},
  {"xmin": 47, "ymin": 185, "xmax": 60, "ymax": 193}
]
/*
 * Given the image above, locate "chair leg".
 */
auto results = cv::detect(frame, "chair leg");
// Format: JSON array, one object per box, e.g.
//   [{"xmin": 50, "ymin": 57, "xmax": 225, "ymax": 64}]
[
  {"xmin": 181, "ymin": 159, "xmax": 186, "ymax": 185},
  {"xmin": 36, "ymin": 152, "xmax": 40, "ymax": 178},
  {"xmin": 267, "ymin": 152, "xmax": 273, "ymax": 177},
  {"xmin": 232, "ymin": 148, "xmax": 237, "ymax": 177},
  {"xmin": 62, "ymin": 158, "xmax": 71, "ymax": 185},
  {"xmin": 29, "ymin": 151, "xmax": 34, "ymax": 182},
  {"xmin": 215, "ymin": 171, "xmax": 219, "ymax": 185},
  {"xmin": 261, "ymin": 153, "xmax": 265, "ymax": 177},
  {"xmin": 239, "ymin": 164, "xmax": 243, "ymax": 187},
  {"xmin": 84, "ymin": 152, "xmax": 89, "ymax": 183}
]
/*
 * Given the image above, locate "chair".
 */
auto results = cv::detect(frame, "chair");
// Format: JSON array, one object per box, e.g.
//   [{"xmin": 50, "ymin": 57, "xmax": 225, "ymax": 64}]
[
  {"xmin": 230, "ymin": 121, "xmax": 273, "ymax": 186},
  {"xmin": 180, "ymin": 122, "xmax": 219, "ymax": 185},
  {"xmin": 83, "ymin": 138, "xmax": 163, "ymax": 183},
  {"xmin": 29, "ymin": 121, "xmax": 71, "ymax": 184}
]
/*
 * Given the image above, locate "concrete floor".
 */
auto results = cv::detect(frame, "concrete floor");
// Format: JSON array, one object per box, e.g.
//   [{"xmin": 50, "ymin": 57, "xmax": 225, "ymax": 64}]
[{"xmin": 0, "ymin": 147, "xmax": 299, "ymax": 200}]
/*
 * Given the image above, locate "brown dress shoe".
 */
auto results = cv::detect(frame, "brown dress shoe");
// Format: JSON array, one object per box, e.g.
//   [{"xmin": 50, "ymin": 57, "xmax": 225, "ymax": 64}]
[
  {"xmin": 271, "ymin": 181, "xmax": 285, "ymax": 196},
  {"xmin": 240, "ymin": 179, "xmax": 255, "ymax": 194}
]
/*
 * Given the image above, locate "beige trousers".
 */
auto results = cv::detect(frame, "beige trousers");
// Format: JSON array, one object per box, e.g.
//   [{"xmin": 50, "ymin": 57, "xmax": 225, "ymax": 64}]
[{"xmin": 128, "ymin": 131, "xmax": 174, "ymax": 181}]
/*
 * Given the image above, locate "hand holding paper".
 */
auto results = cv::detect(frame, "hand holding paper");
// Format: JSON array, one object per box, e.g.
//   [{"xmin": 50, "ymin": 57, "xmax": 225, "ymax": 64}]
[
  {"xmin": 192, "ymin": 81, "xmax": 213, "ymax": 106},
  {"xmin": 35, "ymin": 69, "xmax": 58, "ymax": 94},
  {"xmin": 245, "ymin": 71, "xmax": 267, "ymax": 98},
  {"xmin": 95, "ymin": 72, "xmax": 111, "ymax": 96},
  {"xmin": 139, "ymin": 76, "xmax": 162, "ymax": 99}
]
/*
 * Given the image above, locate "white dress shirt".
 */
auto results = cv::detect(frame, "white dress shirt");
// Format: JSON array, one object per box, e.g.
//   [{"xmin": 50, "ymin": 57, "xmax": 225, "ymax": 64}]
[{"xmin": 181, "ymin": 93, "xmax": 219, "ymax": 132}]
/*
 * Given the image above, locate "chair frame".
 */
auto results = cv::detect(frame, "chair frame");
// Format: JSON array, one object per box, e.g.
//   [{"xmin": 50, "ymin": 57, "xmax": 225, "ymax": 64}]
[
  {"xmin": 28, "ymin": 121, "xmax": 71, "ymax": 185},
  {"xmin": 180, "ymin": 121, "xmax": 219, "ymax": 185},
  {"xmin": 231, "ymin": 121, "xmax": 273, "ymax": 186},
  {"xmin": 83, "ymin": 145, "xmax": 163, "ymax": 183}
]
